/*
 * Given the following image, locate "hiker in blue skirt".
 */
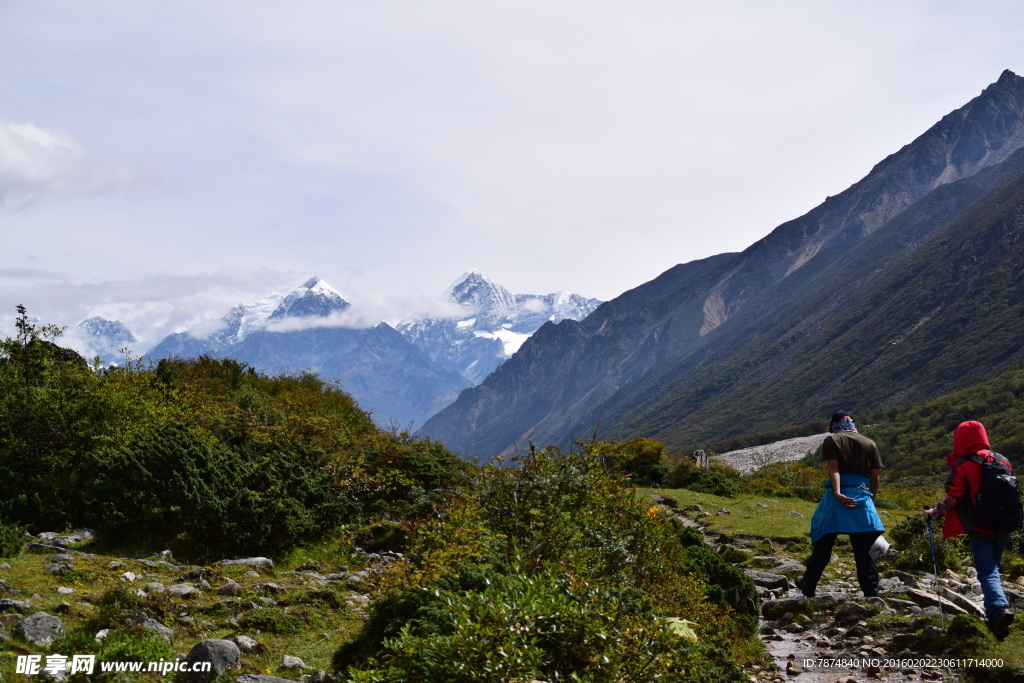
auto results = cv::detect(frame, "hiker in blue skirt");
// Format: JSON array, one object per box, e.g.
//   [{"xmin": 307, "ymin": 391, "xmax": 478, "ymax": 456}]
[{"xmin": 795, "ymin": 412, "xmax": 885, "ymax": 598}]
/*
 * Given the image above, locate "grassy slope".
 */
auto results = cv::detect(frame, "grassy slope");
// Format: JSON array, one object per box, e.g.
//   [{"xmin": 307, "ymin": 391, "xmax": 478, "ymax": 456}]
[{"xmin": 0, "ymin": 535, "xmax": 373, "ymax": 681}]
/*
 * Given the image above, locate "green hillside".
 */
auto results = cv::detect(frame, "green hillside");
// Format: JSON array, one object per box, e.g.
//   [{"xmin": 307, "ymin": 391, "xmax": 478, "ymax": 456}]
[
  {"xmin": 0, "ymin": 310, "xmax": 761, "ymax": 681},
  {"xmin": 858, "ymin": 367, "xmax": 1024, "ymax": 479},
  {"xmin": 608, "ymin": 148, "xmax": 1024, "ymax": 448}
]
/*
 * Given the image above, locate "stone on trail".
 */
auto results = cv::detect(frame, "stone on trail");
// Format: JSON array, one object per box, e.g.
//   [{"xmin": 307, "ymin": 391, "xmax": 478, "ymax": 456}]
[{"xmin": 743, "ymin": 569, "xmax": 790, "ymax": 591}]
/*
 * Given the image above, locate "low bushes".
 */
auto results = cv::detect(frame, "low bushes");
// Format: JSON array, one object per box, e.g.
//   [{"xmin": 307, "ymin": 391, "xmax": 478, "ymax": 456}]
[
  {"xmin": 0, "ymin": 314, "xmax": 470, "ymax": 561},
  {"xmin": 741, "ymin": 461, "xmax": 823, "ymax": 501},
  {"xmin": 0, "ymin": 517, "xmax": 25, "ymax": 558},
  {"xmin": 884, "ymin": 515, "xmax": 966, "ymax": 573},
  {"xmin": 81, "ymin": 421, "xmax": 353, "ymax": 560},
  {"xmin": 664, "ymin": 459, "xmax": 742, "ymax": 497},
  {"xmin": 333, "ymin": 447, "xmax": 758, "ymax": 682}
]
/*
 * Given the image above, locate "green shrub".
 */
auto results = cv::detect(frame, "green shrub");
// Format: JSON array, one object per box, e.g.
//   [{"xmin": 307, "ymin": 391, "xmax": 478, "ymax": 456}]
[
  {"xmin": 0, "ymin": 517, "xmax": 26, "ymax": 558},
  {"xmin": 590, "ymin": 437, "xmax": 671, "ymax": 485},
  {"xmin": 354, "ymin": 521, "xmax": 410, "ymax": 554},
  {"xmin": 341, "ymin": 566, "xmax": 736, "ymax": 683},
  {"xmin": 630, "ymin": 462, "xmax": 670, "ymax": 486},
  {"xmin": 240, "ymin": 607, "xmax": 305, "ymax": 635},
  {"xmin": 685, "ymin": 468, "xmax": 742, "ymax": 497},
  {"xmin": 663, "ymin": 458, "xmax": 742, "ymax": 497},
  {"xmin": 741, "ymin": 462, "xmax": 824, "ymax": 501},
  {"xmin": 676, "ymin": 526, "xmax": 759, "ymax": 635},
  {"xmin": 886, "ymin": 515, "xmax": 964, "ymax": 573},
  {"xmin": 85, "ymin": 584, "xmax": 173, "ymax": 634},
  {"xmin": 336, "ymin": 447, "xmax": 758, "ymax": 681},
  {"xmin": 663, "ymin": 458, "xmax": 695, "ymax": 488},
  {"xmin": 354, "ymin": 431, "xmax": 472, "ymax": 521},
  {"xmin": 99, "ymin": 629, "xmax": 176, "ymax": 664},
  {"xmin": 83, "ymin": 421, "xmax": 352, "ymax": 559}
]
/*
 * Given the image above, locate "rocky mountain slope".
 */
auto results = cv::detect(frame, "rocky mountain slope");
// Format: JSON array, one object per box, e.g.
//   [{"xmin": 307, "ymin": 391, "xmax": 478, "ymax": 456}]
[{"xmin": 419, "ymin": 69, "xmax": 1024, "ymax": 459}]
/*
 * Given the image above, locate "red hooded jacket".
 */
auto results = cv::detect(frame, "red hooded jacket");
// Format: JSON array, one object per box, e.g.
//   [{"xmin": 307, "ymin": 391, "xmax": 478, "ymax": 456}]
[{"xmin": 941, "ymin": 420, "xmax": 1011, "ymax": 538}]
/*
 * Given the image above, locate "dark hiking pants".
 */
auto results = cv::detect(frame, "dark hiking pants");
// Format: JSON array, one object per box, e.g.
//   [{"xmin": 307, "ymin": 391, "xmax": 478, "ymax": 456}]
[{"xmin": 803, "ymin": 531, "xmax": 882, "ymax": 597}]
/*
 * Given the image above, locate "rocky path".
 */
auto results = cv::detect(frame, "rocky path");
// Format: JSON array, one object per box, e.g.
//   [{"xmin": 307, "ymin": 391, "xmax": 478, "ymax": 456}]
[{"xmin": 652, "ymin": 497, "xmax": 1023, "ymax": 682}]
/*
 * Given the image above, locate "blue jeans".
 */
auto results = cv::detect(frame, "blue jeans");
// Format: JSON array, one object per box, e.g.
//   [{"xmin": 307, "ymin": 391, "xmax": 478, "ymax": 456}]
[{"xmin": 968, "ymin": 531, "xmax": 1012, "ymax": 621}]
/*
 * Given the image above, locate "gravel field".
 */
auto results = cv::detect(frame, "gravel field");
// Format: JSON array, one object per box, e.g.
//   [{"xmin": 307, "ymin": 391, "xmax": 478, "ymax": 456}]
[{"xmin": 716, "ymin": 433, "xmax": 828, "ymax": 473}]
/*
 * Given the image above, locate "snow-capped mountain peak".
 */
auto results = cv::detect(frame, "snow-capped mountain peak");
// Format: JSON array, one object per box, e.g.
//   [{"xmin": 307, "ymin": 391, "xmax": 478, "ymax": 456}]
[
  {"xmin": 74, "ymin": 316, "xmax": 138, "ymax": 363},
  {"xmin": 398, "ymin": 271, "xmax": 603, "ymax": 385},
  {"xmin": 445, "ymin": 270, "xmax": 517, "ymax": 317},
  {"xmin": 269, "ymin": 275, "xmax": 350, "ymax": 320}
]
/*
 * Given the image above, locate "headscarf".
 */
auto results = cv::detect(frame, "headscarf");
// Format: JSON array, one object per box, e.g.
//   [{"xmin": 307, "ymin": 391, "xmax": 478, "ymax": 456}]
[{"xmin": 829, "ymin": 412, "xmax": 858, "ymax": 433}]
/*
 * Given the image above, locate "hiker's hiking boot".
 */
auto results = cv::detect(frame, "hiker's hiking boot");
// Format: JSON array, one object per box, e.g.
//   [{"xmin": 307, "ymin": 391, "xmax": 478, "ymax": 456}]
[
  {"xmin": 794, "ymin": 576, "xmax": 815, "ymax": 598},
  {"xmin": 990, "ymin": 608, "xmax": 1014, "ymax": 641}
]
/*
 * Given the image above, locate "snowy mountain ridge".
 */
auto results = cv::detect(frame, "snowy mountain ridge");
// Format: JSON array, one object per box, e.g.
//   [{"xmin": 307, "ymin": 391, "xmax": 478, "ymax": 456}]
[
  {"xmin": 76, "ymin": 271, "xmax": 601, "ymax": 426},
  {"xmin": 398, "ymin": 270, "xmax": 602, "ymax": 384}
]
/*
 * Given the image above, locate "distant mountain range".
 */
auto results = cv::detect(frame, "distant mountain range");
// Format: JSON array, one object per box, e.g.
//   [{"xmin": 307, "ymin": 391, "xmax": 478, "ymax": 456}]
[
  {"xmin": 397, "ymin": 270, "xmax": 601, "ymax": 384},
  {"xmin": 83, "ymin": 274, "xmax": 601, "ymax": 428},
  {"xmin": 419, "ymin": 69, "xmax": 1024, "ymax": 459}
]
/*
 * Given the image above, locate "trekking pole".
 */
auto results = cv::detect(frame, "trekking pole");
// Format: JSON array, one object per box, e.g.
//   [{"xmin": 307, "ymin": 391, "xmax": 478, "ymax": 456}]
[{"xmin": 924, "ymin": 507, "xmax": 946, "ymax": 630}]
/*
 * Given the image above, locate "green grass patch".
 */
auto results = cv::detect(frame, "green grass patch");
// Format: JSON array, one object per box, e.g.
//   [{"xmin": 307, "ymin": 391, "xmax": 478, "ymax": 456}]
[{"xmin": 649, "ymin": 488, "xmax": 913, "ymax": 541}]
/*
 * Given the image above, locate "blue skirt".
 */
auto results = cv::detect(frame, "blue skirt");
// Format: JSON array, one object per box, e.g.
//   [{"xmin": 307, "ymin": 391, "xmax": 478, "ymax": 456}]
[{"xmin": 809, "ymin": 472, "xmax": 885, "ymax": 544}]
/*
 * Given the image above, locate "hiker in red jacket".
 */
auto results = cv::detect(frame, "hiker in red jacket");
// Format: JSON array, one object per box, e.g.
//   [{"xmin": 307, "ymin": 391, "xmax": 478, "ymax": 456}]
[{"xmin": 924, "ymin": 420, "xmax": 1015, "ymax": 639}]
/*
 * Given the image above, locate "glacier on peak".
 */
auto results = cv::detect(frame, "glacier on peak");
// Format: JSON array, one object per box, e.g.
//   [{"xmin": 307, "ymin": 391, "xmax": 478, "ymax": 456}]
[
  {"xmin": 267, "ymin": 275, "xmax": 350, "ymax": 322},
  {"xmin": 397, "ymin": 270, "xmax": 602, "ymax": 385},
  {"xmin": 74, "ymin": 316, "xmax": 138, "ymax": 357}
]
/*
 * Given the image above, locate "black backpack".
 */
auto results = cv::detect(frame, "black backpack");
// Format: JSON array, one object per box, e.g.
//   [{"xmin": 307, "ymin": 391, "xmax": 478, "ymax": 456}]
[{"xmin": 953, "ymin": 452, "xmax": 1024, "ymax": 533}]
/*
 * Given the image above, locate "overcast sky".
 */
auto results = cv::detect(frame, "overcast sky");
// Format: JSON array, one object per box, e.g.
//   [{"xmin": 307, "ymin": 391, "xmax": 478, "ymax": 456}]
[{"xmin": 2, "ymin": 1, "xmax": 1023, "ymax": 351}]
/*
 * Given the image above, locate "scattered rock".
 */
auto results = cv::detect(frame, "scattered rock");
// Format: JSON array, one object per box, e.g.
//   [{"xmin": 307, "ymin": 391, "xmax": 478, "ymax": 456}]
[
  {"xmin": 744, "ymin": 570, "xmax": 790, "ymax": 592},
  {"xmin": 218, "ymin": 557, "xmax": 274, "ymax": 569},
  {"xmin": 181, "ymin": 639, "xmax": 240, "ymax": 683},
  {"xmin": 168, "ymin": 584, "xmax": 200, "ymax": 598},
  {"xmin": 0, "ymin": 599, "xmax": 30, "ymax": 614},
  {"xmin": 834, "ymin": 602, "xmax": 870, "ymax": 624},
  {"xmin": 897, "ymin": 588, "xmax": 969, "ymax": 615},
  {"xmin": 233, "ymin": 634, "xmax": 259, "ymax": 653},
  {"xmin": 218, "ymin": 580, "xmax": 243, "ymax": 596},
  {"xmin": 279, "ymin": 655, "xmax": 306, "ymax": 670},
  {"xmin": 16, "ymin": 612, "xmax": 65, "ymax": 646},
  {"xmin": 125, "ymin": 611, "xmax": 174, "ymax": 641}
]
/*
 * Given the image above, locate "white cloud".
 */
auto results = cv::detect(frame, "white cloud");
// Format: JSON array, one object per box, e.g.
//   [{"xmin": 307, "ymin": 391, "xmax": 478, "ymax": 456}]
[
  {"xmin": 0, "ymin": 120, "xmax": 154, "ymax": 208},
  {"xmin": 1, "ymin": 0, "xmax": 1023, "ymax": 315}
]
